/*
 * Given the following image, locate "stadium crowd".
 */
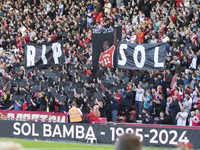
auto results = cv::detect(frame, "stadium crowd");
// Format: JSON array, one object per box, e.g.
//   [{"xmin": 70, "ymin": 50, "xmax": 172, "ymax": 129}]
[{"xmin": 0, "ymin": 0, "xmax": 200, "ymax": 126}]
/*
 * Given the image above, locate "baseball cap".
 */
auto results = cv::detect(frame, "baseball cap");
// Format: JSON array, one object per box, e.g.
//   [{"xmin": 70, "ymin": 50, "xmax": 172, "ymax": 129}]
[{"xmin": 126, "ymin": 88, "xmax": 130, "ymax": 91}]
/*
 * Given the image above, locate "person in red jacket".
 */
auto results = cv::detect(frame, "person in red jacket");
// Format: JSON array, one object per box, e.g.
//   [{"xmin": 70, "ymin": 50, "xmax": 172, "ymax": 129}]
[
  {"xmin": 88, "ymin": 109, "xmax": 101, "ymax": 124},
  {"xmin": 136, "ymin": 29, "xmax": 147, "ymax": 43},
  {"xmin": 92, "ymin": 9, "xmax": 99, "ymax": 23},
  {"xmin": 191, "ymin": 109, "xmax": 200, "ymax": 126},
  {"xmin": 96, "ymin": 12, "xmax": 103, "ymax": 22}
]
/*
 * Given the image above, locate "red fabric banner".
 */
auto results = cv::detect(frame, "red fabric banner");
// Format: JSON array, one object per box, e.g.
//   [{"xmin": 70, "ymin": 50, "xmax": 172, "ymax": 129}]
[{"xmin": 0, "ymin": 110, "xmax": 68, "ymax": 123}]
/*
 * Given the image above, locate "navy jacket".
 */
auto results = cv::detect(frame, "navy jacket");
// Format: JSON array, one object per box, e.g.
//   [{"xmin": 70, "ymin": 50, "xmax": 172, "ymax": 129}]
[
  {"xmin": 121, "ymin": 92, "xmax": 133, "ymax": 107},
  {"xmin": 112, "ymin": 99, "xmax": 119, "ymax": 111},
  {"xmin": 169, "ymin": 100, "xmax": 180, "ymax": 119}
]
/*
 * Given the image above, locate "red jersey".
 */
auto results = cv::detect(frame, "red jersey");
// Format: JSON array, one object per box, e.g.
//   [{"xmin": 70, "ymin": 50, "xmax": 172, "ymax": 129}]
[
  {"xmin": 92, "ymin": 12, "xmax": 99, "ymax": 22},
  {"xmin": 192, "ymin": 115, "xmax": 200, "ymax": 126},
  {"xmin": 99, "ymin": 45, "xmax": 115, "ymax": 68}
]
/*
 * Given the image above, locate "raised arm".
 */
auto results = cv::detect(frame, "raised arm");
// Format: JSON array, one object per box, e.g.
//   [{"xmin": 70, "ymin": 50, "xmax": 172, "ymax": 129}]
[{"xmin": 113, "ymin": 29, "xmax": 117, "ymax": 47}]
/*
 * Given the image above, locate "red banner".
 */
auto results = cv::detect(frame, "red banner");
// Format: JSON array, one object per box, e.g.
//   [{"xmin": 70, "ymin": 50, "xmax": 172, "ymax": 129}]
[{"xmin": 0, "ymin": 110, "xmax": 68, "ymax": 123}]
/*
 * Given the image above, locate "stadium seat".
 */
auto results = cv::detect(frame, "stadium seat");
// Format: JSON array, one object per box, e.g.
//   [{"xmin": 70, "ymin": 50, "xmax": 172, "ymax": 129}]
[{"xmin": 87, "ymin": 137, "xmax": 97, "ymax": 143}]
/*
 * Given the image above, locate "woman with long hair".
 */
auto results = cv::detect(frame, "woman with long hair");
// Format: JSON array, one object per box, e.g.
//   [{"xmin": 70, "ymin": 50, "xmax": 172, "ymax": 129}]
[{"xmin": 88, "ymin": 108, "xmax": 101, "ymax": 124}]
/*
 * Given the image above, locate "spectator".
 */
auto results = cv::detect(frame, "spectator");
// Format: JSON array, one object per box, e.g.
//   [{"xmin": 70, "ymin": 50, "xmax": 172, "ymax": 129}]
[
  {"xmin": 156, "ymin": 111, "xmax": 165, "ymax": 124},
  {"xmin": 136, "ymin": 29, "xmax": 147, "ymax": 43},
  {"xmin": 38, "ymin": 91, "xmax": 47, "ymax": 111},
  {"xmin": 134, "ymin": 84, "xmax": 144, "ymax": 120},
  {"xmin": 176, "ymin": 106, "xmax": 188, "ymax": 126},
  {"xmin": 121, "ymin": 88, "xmax": 133, "ymax": 122},
  {"xmin": 169, "ymin": 96, "xmax": 180, "ymax": 123},
  {"xmin": 191, "ymin": 109, "xmax": 200, "ymax": 126},
  {"xmin": 116, "ymin": 134, "xmax": 142, "ymax": 150},
  {"xmin": 111, "ymin": 94, "xmax": 119, "ymax": 123},
  {"xmin": 0, "ymin": 141, "xmax": 24, "ymax": 150},
  {"xmin": 104, "ymin": 0, "xmax": 112, "ymax": 15},
  {"xmin": 48, "ymin": 97, "xmax": 57, "ymax": 112},
  {"xmin": 7, "ymin": 99, "xmax": 23, "ymax": 111},
  {"xmin": 88, "ymin": 109, "xmax": 100, "ymax": 124},
  {"xmin": 183, "ymin": 96, "xmax": 191, "ymax": 115},
  {"xmin": 142, "ymin": 90, "xmax": 152, "ymax": 109},
  {"xmin": 189, "ymin": 111, "xmax": 195, "ymax": 126},
  {"xmin": 164, "ymin": 110, "xmax": 174, "ymax": 125},
  {"xmin": 145, "ymin": 112, "xmax": 154, "ymax": 124},
  {"xmin": 157, "ymin": 94, "xmax": 167, "ymax": 115}
]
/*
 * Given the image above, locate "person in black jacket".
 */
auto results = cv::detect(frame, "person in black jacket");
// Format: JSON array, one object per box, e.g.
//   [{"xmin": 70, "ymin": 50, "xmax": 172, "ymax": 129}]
[
  {"xmin": 157, "ymin": 94, "xmax": 166, "ymax": 115},
  {"xmin": 48, "ymin": 97, "xmax": 57, "ymax": 112},
  {"xmin": 169, "ymin": 96, "xmax": 180, "ymax": 124},
  {"xmin": 164, "ymin": 110, "xmax": 174, "ymax": 125},
  {"xmin": 156, "ymin": 111, "xmax": 165, "ymax": 124},
  {"xmin": 79, "ymin": 17, "xmax": 86, "ymax": 34},
  {"xmin": 145, "ymin": 112, "xmax": 154, "ymax": 124},
  {"xmin": 165, "ymin": 70, "xmax": 172, "ymax": 89},
  {"xmin": 81, "ymin": 98, "xmax": 90, "ymax": 114},
  {"xmin": 38, "ymin": 91, "xmax": 47, "ymax": 111},
  {"xmin": 121, "ymin": 88, "xmax": 133, "ymax": 122},
  {"xmin": 58, "ymin": 101, "xmax": 69, "ymax": 113},
  {"xmin": 98, "ymin": 100, "xmax": 106, "ymax": 117},
  {"xmin": 3, "ymin": 91, "xmax": 11, "ymax": 110}
]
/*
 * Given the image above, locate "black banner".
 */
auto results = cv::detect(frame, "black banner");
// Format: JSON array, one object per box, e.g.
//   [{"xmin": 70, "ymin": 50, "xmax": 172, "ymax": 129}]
[
  {"xmin": 0, "ymin": 120, "xmax": 200, "ymax": 149},
  {"xmin": 118, "ymin": 42, "xmax": 166, "ymax": 71},
  {"xmin": 25, "ymin": 41, "xmax": 63, "ymax": 69},
  {"xmin": 92, "ymin": 27, "xmax": 122, "ymax": 72}
]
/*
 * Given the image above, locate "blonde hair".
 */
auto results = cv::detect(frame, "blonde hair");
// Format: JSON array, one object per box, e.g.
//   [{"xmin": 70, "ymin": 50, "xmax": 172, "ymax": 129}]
[
  {"xmin": 94, "ymin": 109, "xmax": 100, "ymax": 117},
  {"xmin": 0, "ymin": 141, "xmax": 24, "ymax": 150}
]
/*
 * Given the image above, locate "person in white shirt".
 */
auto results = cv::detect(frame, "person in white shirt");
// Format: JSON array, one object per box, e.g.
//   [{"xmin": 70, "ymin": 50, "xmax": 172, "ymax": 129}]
[
  {"xmin": 162, "ymin": 34, "xmax": 170, "ymax": 43},
  {"xmin": 104, "ymin": 0, "xmax": 112, "ymax": 14},
  {"xmin": 133, "ymin": 84, "xmax": 144, "ymax": 120},
  {"xmin": 129, "ymin": 32, "xmax": 136, "ymax": 43},
  {"xmin": 132, "ymin": 14, "xmax": 139, "ymax": 25},
  {"xmin": 189, "ymin": 111, "xmax": 195, "ymax": 126},
  {"xmin": 183, "ymin": 96, "xmax": 191, "ymax": 115},
  {"xmin": 86, "ymin": 10, "xmax": 92, "ymax": 29},
  {"xmin": 176, "ymin": 106, "xmax": 188, "ymax": 126},
  {"xmin": 150, "ymin": 35, "xmax": 157, "ymax": 43}
]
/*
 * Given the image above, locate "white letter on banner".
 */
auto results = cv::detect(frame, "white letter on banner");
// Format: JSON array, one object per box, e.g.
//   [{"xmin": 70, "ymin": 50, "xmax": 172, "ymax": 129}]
[
  {"xmin": 21, "ymin": 123, "xmax": 31, "ymax": 136},
  {"xmin": 26, "ymin": 45, "xmax": 36, "ymax": 67},
  {"xmin": 52, "ymin": 124, "xmax": 62, "ymax": 138},
  {"xmin": 42, "ymin": 45, "xmax": 47, "ymax": 64},
  {"xmin": 154, "ymin": 47, "xmax": 164, "ymax": 67},
  {"xmin": 85, "ymin": 126, "xmax": 95, "ymax": 139},
  {"xmin": 32, "ymin": 123, "xmax": 39, "ymax": 136},
  {"xmin": 43, "ymin": 124, "xmax": 52, "ymax": 137},
  {"xmin": 63, "ymin": 125, "xmax": 74, "ymax": 138},
  {"xmin": 134, "ymin": 45, "xmax": 145, "ymax": 68},
  {"xmin": 76, "ymin": 125, "xmax": 85, "ymax": 139},
  {"xmin": 52, "ymin": 43, "xmax": 62, "ymax": 64},
  {"xmin": 13, "ymin": 122, "xmax": 21, "ymax": 135},
  {"xmin": 118, "ymin": 44, "xmax": 127, "ymax": 66}
]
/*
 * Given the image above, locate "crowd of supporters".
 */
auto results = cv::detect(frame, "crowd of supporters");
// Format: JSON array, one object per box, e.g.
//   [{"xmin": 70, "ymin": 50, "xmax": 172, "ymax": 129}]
[{"xmin": 0, "ymin": 0, "xmax": 200, "ymax": 126}]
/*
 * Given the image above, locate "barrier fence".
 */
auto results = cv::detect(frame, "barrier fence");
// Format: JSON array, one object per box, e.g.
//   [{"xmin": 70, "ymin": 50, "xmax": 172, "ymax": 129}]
[{"xmin": 0, "ymin": 120, "xmax": 199, "ymax": 149}]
